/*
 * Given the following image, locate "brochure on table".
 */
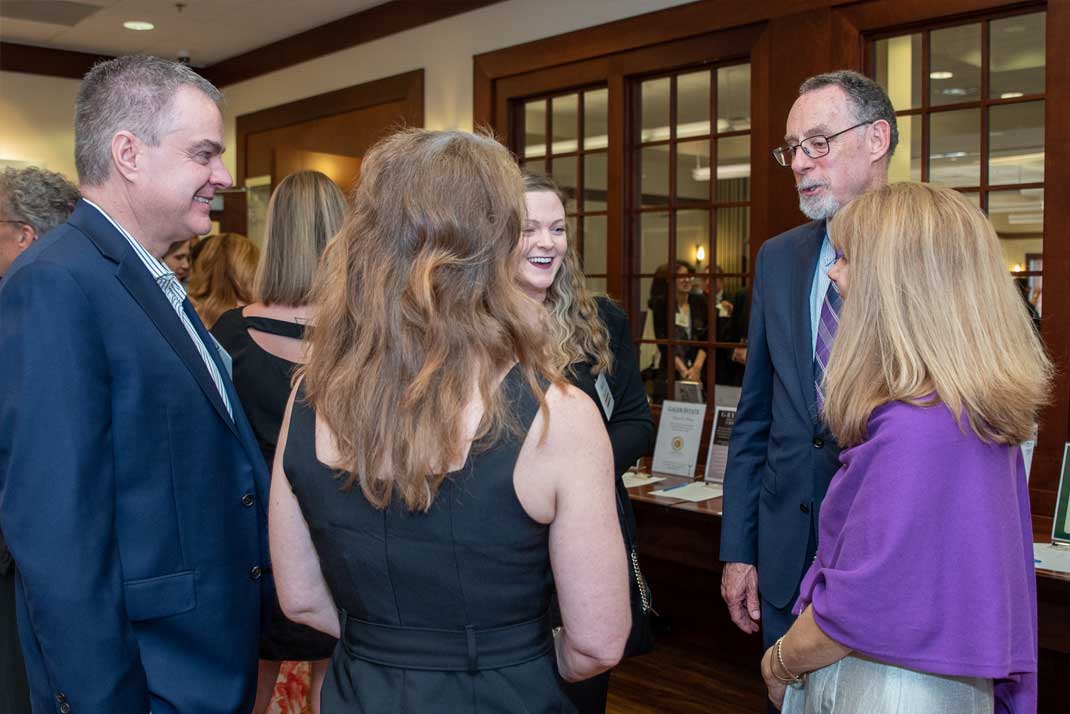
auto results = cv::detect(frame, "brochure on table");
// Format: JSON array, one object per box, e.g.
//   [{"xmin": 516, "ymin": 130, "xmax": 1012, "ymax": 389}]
[
  {"xmin": 651, "ymin": 400, "xmax": 707, "ymax": 478},
  {"xmin": 1052, "ymin": 442, "xmax": 1070, "ymax": 545},
  {"xmin": 703, "ymin": 406, "xmax": 736, "ymax": 484}
]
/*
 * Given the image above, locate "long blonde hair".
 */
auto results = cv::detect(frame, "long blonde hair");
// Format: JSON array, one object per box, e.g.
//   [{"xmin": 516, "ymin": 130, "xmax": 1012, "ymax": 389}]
[
  {"xmin": 303, "ymin": 129, "xmax": 559, "ymax": 511},
  {"xmin": 188, "ymin": 232, "xmax": 260, "ymax": 329},
  {"xmin": 256, "ymin": 171, "xmax": 345, "ymax": 306},
  {"xmin": 522, "ymin": 172, "xmax": 613, "ymax": 376},
  {"xmin": 823, "ymin": 182, "xmax": 1051, "ymax": 446}
]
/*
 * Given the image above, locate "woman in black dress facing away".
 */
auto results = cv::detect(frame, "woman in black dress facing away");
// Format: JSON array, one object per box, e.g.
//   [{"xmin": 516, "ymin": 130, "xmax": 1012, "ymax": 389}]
[
  {"xmin": 270, "ymin": 129, "xmax": 631, "ymax": 714},
  {"xmin": 211, "ymin": 170, "xmax": 346, "ymax": 714},
  {"xmin": 519, "ymin": 172, "xmax": 655, "ymax": 713}
]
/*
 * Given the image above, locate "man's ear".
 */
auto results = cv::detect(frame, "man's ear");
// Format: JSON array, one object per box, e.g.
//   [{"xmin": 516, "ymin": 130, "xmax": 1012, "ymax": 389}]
[
  {"xmin": 16, "ymin": 222, "xmax": 37, "ymax": 248},
  {"xmin": 112, "ymin": 131, "xmax": 141, "ymax": 182},
  {"xmin": 868, "ymin": 119, "xmax": 892, "ymax": 164}
]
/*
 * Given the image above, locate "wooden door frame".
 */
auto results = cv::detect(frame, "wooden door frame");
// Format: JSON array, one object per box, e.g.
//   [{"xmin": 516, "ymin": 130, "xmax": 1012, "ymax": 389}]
[{"xmin": 235, "ymin": 69, "xmax": 424, "ymax": 188}]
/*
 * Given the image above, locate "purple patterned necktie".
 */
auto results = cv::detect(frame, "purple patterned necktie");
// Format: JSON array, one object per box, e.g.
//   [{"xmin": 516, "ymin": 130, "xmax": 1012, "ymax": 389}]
[{"xmin": 814, "ymin": 279, "xmax": 842, "ymax": 412}]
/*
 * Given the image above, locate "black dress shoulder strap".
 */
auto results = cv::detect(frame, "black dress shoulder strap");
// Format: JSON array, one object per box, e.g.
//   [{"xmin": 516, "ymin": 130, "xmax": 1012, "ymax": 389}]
[{"xmin": 243, "ymin": 314, "xmax": 306, "ymax": 340}]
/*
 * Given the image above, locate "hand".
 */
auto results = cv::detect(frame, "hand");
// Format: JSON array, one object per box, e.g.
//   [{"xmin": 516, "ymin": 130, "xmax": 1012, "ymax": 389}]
[
  {"xmin": 720, "ymin": 562, "xmax": 760, "ymax": 634},
  {"xmin": 719, "ymin": 300, "xmax": 734, "ymax": 317},
  {"xmin": 761, "ymin": 646, "xmax": 787, "ymax": 710},
  {"xmin": 684, "ymin": 364, "xmax": 702, "ymax": 381},
  {"xmin": 731, "ymin": 347, "xmax": 747, "ymax": 365}
]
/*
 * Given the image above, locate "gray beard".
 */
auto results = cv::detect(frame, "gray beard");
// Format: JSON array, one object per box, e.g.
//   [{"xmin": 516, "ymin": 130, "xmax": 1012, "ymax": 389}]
[{"xmin": 798, "ymin": 191, "xmax": 841, "ymax": 220}]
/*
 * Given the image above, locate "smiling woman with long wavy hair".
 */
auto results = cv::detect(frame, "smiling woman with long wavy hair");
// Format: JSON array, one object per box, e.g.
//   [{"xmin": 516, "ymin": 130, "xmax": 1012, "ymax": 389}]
[{"xmin": 268, "ymin": 128, "xmax": 630, "ymax": 713}]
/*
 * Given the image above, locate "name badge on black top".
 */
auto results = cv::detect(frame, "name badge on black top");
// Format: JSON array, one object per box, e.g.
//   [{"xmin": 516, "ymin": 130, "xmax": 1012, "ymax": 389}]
[{"xmin": 595, "ymin": 372, "xmax": 614, "ymax": 421}]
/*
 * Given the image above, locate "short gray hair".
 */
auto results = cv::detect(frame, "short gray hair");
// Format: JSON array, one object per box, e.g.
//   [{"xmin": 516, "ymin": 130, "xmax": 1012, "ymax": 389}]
[
  {"xmin": 799, "ymin": 70, "xmax": 898, "ymax": 159},
  {"xmin": 75, "ymin": 55, "xmax": 223, "ymax": 186},
  {"xmin": 0, "ymin": 166, "xmax": 81, "ymax": 237}
]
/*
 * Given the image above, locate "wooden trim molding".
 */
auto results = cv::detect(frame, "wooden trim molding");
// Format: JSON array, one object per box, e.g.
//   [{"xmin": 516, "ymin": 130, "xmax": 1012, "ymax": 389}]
[
  {"xmin": 234, "ymin": 69, "xmax": 423, "ymax": 187},
  {"xmin": 0, "ymin": 42, "xmax": 111, "ymax": 79},
  {"xmin": 1, "ymin": 0, "xmax": 500, "ymax": 86},
  {"xmin": 203, "ymin": 0, "xmax": 499, "ymax": 87}
]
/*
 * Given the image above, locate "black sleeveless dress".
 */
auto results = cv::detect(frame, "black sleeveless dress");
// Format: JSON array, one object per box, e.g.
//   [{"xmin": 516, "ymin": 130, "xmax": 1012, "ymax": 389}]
[
  {"xmin": 211, "ymin": 307, "xmax": 337, "ymax": 660},
  {"xmin": 282, "ymin": 367, "xmax": 576, "ymax": 713}
]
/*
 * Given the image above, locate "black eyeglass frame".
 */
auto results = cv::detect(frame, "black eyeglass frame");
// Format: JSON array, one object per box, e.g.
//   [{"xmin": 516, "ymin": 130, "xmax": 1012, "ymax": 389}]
[{"xmin": 772, "ymin": 121, "xmax": 873, "ymax": 167}]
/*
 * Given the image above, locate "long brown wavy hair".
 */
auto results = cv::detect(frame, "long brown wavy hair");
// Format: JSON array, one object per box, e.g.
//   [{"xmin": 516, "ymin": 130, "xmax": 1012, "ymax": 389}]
[
  {"xmin": 303, "ymin": 129, "xmax": 559, "ymax": 511},
  {"xmin": 522, "ymin": 172, "xmax": 613, "ymax": 376},
  {"xmin": 823, "ymin": 182, "xmax": 1051, "ymax": 446},
  {"xmin": 187, "ymin": 232, "xmax": 259, "ymax": 328}
]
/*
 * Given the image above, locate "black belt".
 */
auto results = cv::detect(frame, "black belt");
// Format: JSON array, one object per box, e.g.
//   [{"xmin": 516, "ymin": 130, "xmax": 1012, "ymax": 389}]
[{"xmin": 338, "ymin": 609, "xmax": 552, "ymax": 673}]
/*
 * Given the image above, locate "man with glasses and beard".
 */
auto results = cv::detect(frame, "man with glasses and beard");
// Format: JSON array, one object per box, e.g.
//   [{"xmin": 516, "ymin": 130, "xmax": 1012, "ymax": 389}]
[{"xmin": 719, "ymin": 70, "xmax": 896, "ymax": 674}]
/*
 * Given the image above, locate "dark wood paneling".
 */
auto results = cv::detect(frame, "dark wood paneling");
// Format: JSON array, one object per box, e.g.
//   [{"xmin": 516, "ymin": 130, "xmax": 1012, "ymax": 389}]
[
  {"xmin": 202, "ymin": 0, "xmax": 498, "ymax": 87},
  {"xmin": 1034, "ymin": 0, "xmax": 1070, "ymax": 528},
  {"xmin": 0, "ymin": 42, "xmax": 111, "ymax": 79},
  {"xmin": 473, "ymin": 0, "xmax": 831, "ymax": 86},
  {"xmin": 839, "ymin": 0, "xmax": 1043, "ymax": 30},
  {"xmin": 235, "ymin": 70, "xmax": 423, "ymax": 187}
]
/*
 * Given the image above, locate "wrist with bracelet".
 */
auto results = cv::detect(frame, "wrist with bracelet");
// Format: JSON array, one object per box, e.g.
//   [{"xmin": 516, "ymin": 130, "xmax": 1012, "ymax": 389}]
[{"xmin": 771, "ymin": 636, "xmax": 805, "ymax": 688}]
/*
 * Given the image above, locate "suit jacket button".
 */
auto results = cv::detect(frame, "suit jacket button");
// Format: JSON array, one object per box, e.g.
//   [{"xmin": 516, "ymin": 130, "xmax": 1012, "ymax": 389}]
[
  {"xmin": 812, "ymin": 437, "xmax": 824, "ymax": 448},
  {"xmin": 249, "ymin": 565, "xmax": 262, "ymax": 581},
  {"xmin": 241, "ymin": 493, "xmax": 254, "ymax": 508},
  {"xmin": 55, "ymin": 693, "xmax": 66, "ymax": 703},
  {"xmin": 800, "ymin": 502, "xmax": 811, "ymax": 514},
  {"xmin": 58, "ymin": 704, "xmax": 71, "ymax": 714}
]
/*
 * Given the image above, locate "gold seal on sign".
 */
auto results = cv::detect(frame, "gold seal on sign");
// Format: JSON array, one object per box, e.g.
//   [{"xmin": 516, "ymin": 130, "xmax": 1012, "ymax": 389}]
[{"xmin": 671, "ymin": 436, "xmax": 683, "ymax": 451}]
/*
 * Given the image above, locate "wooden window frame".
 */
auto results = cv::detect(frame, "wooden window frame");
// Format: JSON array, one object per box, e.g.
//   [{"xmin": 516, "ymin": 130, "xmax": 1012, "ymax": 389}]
[{"xmin": 473, "ymin": 0, "xmax": 1070, "ymax": 536}]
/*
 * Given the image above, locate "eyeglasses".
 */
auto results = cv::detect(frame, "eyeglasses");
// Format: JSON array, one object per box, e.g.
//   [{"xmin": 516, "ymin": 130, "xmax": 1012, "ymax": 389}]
[
  {"xmin": 772, "ymin": 121, "xmax": 873, "ymax": 167},
  {"xmin": 0, "ymin": 220, "xmax": 27, "ymax": 226}
]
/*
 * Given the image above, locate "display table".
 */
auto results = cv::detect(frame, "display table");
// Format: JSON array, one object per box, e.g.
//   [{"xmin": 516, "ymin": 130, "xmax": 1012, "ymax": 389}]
[{"xmin": 626, "ymin": 472, "xmax": 1070, "ymax": 657}]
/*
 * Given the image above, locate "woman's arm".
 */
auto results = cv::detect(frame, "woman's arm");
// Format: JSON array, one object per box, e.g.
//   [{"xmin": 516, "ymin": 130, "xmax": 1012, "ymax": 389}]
[
  {"xmin": 514, "ymin": 384, "xmax": 630, "ymax": 681},
  {"xmin": 761, "ymin": 606, "xmax": 852, "ymax": 709},
  {"xmin": 268, "ymin": 386, "xmax": 340, "ymax": 638}
]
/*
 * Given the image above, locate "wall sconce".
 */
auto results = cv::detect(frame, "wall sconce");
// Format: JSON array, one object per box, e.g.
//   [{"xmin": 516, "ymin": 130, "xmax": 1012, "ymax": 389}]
[
  {"xmin": 1011, "ymin": 263, "xmax": 1023, "ymax": 273},
  {"xmin": 695, "ymin": 245, "xmax": 706, "ymax": 266}
]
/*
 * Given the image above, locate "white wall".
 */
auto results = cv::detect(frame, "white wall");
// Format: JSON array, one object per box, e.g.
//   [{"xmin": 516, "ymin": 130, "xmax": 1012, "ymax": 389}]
[
  {"xmin": 0, "ymin": 0, "xmax": 693, "ymax": 182},
  {"xmin": 0, "ymin": 71, "xmax": 82, "ymax": 180}
]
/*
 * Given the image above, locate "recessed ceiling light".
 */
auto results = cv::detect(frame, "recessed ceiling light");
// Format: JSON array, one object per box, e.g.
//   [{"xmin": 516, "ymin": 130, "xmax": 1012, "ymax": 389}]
[
  {"xmin": 942, "ymin": 88, "xmax": 968, "ymax": 96},
  {"xmin": 123, "ymin": 20, "xmax": 155, "ymax": 31},
  {"xmin": 930, "ymin": 71, "xmax": 954, "ymax": 80},
  {"xmin": 1001, "ymin": 92, "xmax": 1024, "ymax": 99}
]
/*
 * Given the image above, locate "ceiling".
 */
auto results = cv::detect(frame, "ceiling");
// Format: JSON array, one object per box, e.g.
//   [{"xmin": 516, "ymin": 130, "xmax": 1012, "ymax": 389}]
[{"xmin": 0, "ymin": 0, "xmax": 389, "ymax": 66}]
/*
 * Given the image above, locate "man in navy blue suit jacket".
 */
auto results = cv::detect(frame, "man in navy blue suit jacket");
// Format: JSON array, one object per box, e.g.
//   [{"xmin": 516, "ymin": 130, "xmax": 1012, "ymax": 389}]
[
  {"xmin": 719, "ymin": 71, "xmax": 895, "ymax": 655},
  {"xmin": 0, "ymin": 56, "xmax": 269, "ymax": 714}
]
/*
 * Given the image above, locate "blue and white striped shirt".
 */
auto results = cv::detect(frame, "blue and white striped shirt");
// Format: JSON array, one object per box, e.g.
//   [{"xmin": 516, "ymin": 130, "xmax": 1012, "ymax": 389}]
[{"xmin": 83, "ymin": 199, "xmax": 233, "ymax": 420}]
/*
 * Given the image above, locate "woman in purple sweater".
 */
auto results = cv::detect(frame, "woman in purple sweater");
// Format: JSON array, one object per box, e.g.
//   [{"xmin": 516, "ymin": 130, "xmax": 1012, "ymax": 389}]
[{"xmin": 762, "ymin": 182, "xmax": 1051, "ymax": 714}]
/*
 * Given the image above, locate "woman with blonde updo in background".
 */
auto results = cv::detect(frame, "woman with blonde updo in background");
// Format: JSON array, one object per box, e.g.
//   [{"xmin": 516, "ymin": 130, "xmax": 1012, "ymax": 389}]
[
  {"xmin": 188, "ymin": 231, "xmax": 259, "ymax": 329},
  {"xmin": 211, "ymin": 171, "xmax": 345, "ymax": 714},
  {"xmin": 269, "ymin": 129, "xmax": 630, "ymax": 713}
]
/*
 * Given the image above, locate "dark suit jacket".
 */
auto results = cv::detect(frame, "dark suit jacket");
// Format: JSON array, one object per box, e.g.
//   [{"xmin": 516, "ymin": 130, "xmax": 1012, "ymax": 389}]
[
  {"xmin": 0, "ymin": 201, "xmax": 270, "ymax": 713},
  {"xmin": 719, "ymin": 220, "xmax": 843, "ymax": 609}
]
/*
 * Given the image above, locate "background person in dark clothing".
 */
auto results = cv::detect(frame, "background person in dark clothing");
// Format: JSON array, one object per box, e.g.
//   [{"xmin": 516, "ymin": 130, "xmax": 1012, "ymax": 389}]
[{"xmin": 0, "ymin": 164, "xmax": 79, "ymax": 714}]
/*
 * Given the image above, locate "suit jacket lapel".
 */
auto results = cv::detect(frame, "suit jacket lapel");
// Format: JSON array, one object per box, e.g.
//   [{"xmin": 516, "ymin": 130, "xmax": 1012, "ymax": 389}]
[
  {"xmin": 791, "ymin": 220, "xmax": 826, "ymax": 424},
  {"xmin": 71, "ymin": 201, "xmax": 240, "ymax": 438},
  {"xmin": 182, "ymin": 300, "xmax": 266, "ymax": 468}
]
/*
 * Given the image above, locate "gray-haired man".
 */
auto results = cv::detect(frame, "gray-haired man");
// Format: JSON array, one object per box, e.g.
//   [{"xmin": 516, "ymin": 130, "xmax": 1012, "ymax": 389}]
[
  {"xmin": 0, "ymin": 165, "xmax": 79, "ymax": 714},
  {"xmin": 0, "ymin": 56, "xmax": 269, "ymax": 713},
  {"xmin": 0, "ymin": 166, "xmax": 80, "ymax": 278},
  {"xmin": 719, "ymin": 70, "xmax": 895, "ymax": 653}
]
